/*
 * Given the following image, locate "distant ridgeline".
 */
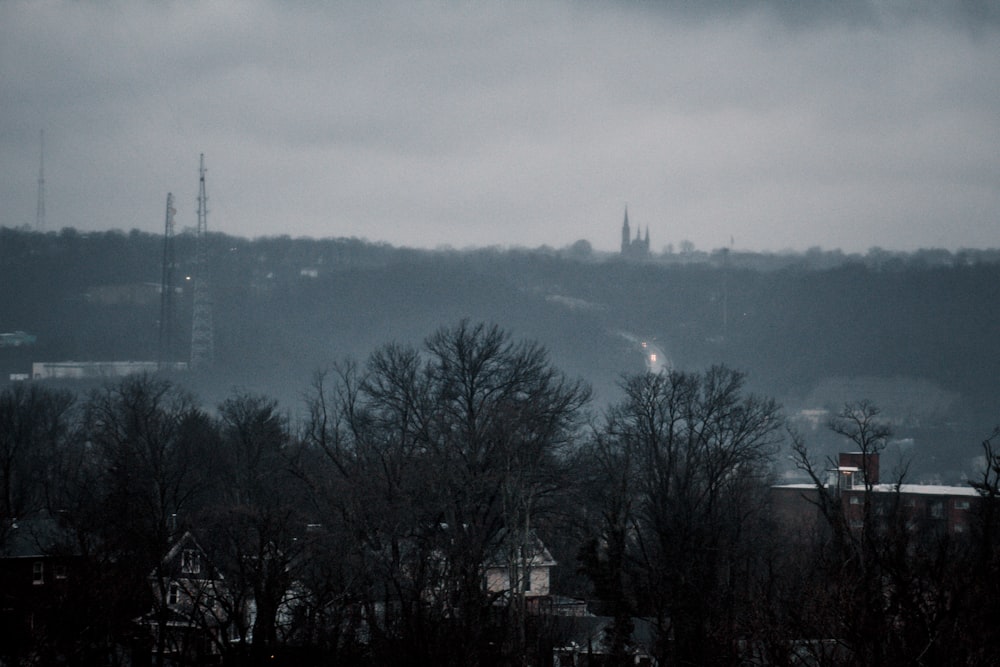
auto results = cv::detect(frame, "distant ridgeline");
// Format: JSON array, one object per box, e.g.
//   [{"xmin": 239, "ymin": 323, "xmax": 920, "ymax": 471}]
[{"xmin": 3, "ymin": 225, "xmax": 1000, "ymax": 469}]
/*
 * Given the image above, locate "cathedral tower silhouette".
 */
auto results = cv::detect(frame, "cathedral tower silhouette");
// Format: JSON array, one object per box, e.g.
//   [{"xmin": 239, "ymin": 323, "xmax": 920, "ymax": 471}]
[{"xmin": 620, "ymin": 207, "xmax": 650, "ymax": 258}]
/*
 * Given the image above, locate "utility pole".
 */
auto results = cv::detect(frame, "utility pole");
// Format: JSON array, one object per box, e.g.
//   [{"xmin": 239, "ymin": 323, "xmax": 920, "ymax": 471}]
[
  {"xmin": 35, "ymin": 130, "xmax": 45, "ymax": 232},
  {"xmin": 722, "ymin": 236, "xmax": 733, "ymax": 344},
  {"xmin": 722, "ymin": 246, "xmax": 729, "ymax": 343},
  {"xmin": 158, "ymin": 193, "xmax": 177, "ymax": 368},
  {"xmin": 190, "ymin": 154, "xmax": 215, "ymax": 370}
]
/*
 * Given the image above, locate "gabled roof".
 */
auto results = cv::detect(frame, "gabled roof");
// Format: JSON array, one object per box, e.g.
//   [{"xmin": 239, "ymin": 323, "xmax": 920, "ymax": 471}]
[
  {"xmin": 154, "ymin": 530, "xmax": 223, "ymax": 581},
  {"xmin": 484, "ymin": 530, "xmax": 556, "ymax": 569}
]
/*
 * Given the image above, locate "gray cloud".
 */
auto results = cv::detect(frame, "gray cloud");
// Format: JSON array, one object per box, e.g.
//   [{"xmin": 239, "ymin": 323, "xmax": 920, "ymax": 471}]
[{"xmin": 1, "ymin": 1, "xmax": 998, "ymax": 253}]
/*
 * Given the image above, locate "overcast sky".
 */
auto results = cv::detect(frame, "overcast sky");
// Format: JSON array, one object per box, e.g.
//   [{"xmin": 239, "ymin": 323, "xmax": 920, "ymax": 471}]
[{"xmin": 2, "ymin": 1, "xmax": 999, "ymax": 254}]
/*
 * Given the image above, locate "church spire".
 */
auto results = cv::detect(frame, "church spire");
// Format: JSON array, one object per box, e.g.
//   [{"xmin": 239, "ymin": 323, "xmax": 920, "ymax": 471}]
[{"xmin": 620, "ymin": 207, "xmax": 651, "ymax": 259}]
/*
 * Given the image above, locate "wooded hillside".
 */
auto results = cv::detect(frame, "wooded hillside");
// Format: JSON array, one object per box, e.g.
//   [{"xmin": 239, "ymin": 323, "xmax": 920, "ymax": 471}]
[{"xmin": 2, "ymin": 226, "xmax": 997, "ymax": 478}]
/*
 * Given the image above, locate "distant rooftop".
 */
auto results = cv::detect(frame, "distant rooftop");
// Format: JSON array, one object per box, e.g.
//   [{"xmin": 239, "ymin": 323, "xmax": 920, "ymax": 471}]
[{"xmin": 773, "ymin": 482, "xmax": 980, "ymax": 497}]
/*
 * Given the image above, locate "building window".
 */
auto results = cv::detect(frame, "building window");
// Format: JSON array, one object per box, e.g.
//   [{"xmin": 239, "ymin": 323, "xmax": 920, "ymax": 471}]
[
  {"xmin": 168, "ymin": 583, "xmax": 180, "ymax": 605},
  {"xmin": 955, "ymin": 500, "xmax": 971, "ymax": 511},
  {"xmin": 931, "ymin": 502, "xmax": 944, "ymax": 519},
  {"xmin": 54, "ymin": 564, "xmax": 68, "ymax": 580},
  {"xmin": 32, "ymin": 561, "xmax": 44, "ymax": 585},
  {"xmin": 954, "ymin": 522, "xmax": 966, "ymax": 533},
  {"xmin": 849, "ymin": 496, "xmax": 862, "ymax": 505},
  {"xmin": 181, "ymin": 549, "xmax": 201, "ymax": 574}
]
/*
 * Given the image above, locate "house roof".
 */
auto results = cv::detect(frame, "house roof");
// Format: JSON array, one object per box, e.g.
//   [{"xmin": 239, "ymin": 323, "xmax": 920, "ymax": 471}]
[
  {"xmin": 154, "ymin": 530, "xmax": 223, "ymax": 580},
  {"xmin": 772, "ymin": 482, "xmax": 980, "ymax": 497},
  {"xmin": 1, "ymin": 515, "xmax": 76, "ymax": 559},
  {"xmin": 484, "ymin": 529, "xmax": 556, "ymax": 569},
  {"xmin": 885, "ymin": 484, "xmax": 979, "ymax": 497}
]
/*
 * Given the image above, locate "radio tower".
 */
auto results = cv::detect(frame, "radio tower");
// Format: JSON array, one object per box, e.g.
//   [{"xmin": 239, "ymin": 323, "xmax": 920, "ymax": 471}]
[
  {"xmin": 35, "ymin": 130, "xmax": 45, "ymax": 232},
  {"xmin": 158, "ymin": 193, "xmax": 177, "ymax": 368},
  {"xmin": 189, "ymin": 154, "xmax": 215, "ymax": 370}
]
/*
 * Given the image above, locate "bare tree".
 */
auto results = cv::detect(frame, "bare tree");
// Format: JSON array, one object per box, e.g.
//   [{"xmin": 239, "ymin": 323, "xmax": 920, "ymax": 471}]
[
  {"xmin": 202, "ymin": 392, "xmax": 303, "ymax": 666},
  {"xmin": 788, "ymin": 401, "xmax": 986, "ymax": 667},
  {"xmin": 584, "ymin": 366, "xmax": 783, "ymax": 666},
  {"xmin": 299, "ymin": 321, "xmax": 590, "ymax": 666},
  {"xmin": 82, "ymin": 374, "xmax": 212, "ymax": 667},
  {"xmin": 576, "ymin": 426, "xmax": 637, "ymax": 667},
  {"xmin": 0, "ymin": 384, "xmax": 75, "ymax": 542},
  {"xmin": 0, "ymin": 385, "xmax": 80, "ymax": 665},
  {"xmin": 953, "ymin": 431, "xmax": 1000, "ymax": 665}
]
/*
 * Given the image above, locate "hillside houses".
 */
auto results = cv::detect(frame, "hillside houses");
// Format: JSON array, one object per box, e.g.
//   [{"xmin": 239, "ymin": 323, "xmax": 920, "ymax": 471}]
[{"xmin": 130, "ymin": 526, "xmax": 659, "ymax": 666}]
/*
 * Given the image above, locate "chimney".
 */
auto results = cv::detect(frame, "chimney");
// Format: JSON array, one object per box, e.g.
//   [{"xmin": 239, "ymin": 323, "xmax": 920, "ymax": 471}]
[{"xmin": 838, "ymin": 451, "xmax": 880, "ymax": 489}]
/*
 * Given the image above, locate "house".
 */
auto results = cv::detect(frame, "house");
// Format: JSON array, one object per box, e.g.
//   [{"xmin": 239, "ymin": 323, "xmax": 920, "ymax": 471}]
[
  {"xmin": 0, "ymin": 515, "xmax": 80, "ymax": 662},
  {"xmin": 140, "ymin": 530, "xmax": 229, "ymax": 665},
  {"xmin": 141, "ymin": 528, "xmax": 332, "ymax": 664},
  {"xmin": 484, "ymin": 531, "xmax": 557, "ymax": 600}
]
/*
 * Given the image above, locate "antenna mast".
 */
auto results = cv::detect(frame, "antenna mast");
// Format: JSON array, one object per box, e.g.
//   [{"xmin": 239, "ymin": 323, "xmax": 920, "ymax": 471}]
[
  {"xmin": 158, "ymin": 193, "xmax": 177, "ymax": 368},
  {"xmin": 189, "ymin": 154, "xmax": 215, "ymax": 370},
  {"xmin": 35, "ymin": 130, "xmax": 45, "ymax": 232}
]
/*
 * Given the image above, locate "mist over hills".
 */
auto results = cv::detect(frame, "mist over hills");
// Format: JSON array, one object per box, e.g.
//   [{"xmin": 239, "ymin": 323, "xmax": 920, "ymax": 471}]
[{"xmin": 2, "ymin": 226, "xmax": 999, "ymax": 480}]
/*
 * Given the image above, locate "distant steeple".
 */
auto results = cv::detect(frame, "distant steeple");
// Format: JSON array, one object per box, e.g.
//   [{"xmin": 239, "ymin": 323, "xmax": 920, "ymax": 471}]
[{"xmin": 620, "ymin": 207, "xmax": 651, "ymax": 259}]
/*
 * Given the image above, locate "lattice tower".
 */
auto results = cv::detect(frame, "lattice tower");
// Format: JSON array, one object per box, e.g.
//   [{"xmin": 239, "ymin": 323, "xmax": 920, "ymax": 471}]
[
  {"xmin": 189, "ymin": 154, "xmax": 215, "ymax": 370},
  {"xmin": 158, "ymin": 193, "xmax": 177, "ymax": 367}
]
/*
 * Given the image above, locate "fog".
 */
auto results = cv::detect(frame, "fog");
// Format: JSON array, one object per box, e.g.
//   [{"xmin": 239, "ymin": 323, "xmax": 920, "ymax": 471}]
[{"xmin": 2, "ymin": 1, "xmax": 999, "ymax": 252}]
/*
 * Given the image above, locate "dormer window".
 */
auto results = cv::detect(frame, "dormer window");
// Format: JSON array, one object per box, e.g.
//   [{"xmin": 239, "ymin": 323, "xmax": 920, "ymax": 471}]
[{"xmin": 181, "ymin": 549, "xmax": 201, "ymax": 574}]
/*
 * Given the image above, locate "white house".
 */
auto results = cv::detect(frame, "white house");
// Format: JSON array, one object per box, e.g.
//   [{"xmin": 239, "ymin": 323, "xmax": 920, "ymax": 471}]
[{"xmin": 484, "ymin": 532, "xmax": 556, "ymax": 598}]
